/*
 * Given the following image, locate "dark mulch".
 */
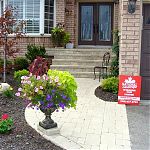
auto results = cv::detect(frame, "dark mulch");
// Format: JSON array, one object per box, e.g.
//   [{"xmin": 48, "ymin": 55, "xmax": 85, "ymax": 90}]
[
  {"xmin": 0, "ymin": 73, "xmax": 64, "ymax": 150},
  {"xmin": 95, "ymin": 86, "xmax": 118, "ymax": 102}
]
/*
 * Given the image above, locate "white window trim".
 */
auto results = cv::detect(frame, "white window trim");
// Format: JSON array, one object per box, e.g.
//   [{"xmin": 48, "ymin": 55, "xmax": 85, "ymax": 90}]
[{"xmin": 1, "ymin": 0, "xmax": 56, "ymax": 36}]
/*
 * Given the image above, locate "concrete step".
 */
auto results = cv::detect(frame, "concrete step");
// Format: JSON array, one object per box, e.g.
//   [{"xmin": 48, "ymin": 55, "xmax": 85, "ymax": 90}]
[
  {"xmin": 52, "ymin": 59, "xmax": 102, "ymax": 66},
  {"xmin": 46, "ymin": 48, "xmax": 112, "ymax": 55},
  {"xmin": 71, "ymin": 72, "xmax": 98, "ymax": 78},
  {"xmin": 50, "ymin": 65, "xmax": 96, "ymax": 72}
]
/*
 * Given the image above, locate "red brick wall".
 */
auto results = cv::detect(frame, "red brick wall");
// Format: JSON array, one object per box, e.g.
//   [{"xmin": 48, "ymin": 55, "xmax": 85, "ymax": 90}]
[{"xmin": 0, "ymin": 36, "xmax": 52, "ymax": 58}]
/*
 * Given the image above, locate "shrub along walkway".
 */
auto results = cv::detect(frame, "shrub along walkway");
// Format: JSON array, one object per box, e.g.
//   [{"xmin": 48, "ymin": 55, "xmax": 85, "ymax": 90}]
[{"xmin": 25, "ymin": 78, "xmax": 131, "ymax": 150}]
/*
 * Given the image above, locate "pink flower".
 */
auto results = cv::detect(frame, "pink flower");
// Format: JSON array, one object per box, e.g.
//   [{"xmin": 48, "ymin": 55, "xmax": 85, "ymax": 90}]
[
  {"xmin": 23, "ymin": 93, "xmax": 26, "ymax": 97},
  {"xmin": 40, "ymin": 86, "xmax": 43, "ymax": 90},
  {"xmin": 18, "ymin": 88, "xmax": 22, "ymax": 92},
  {"xmin": 29, "ymin": 73, "xmax": 32, "ymax": 76},
  {"xmin": 1, "ymin": 114, "xmax": 9, "ymax": 120},
  {"xmin": 15, "ymin": 92, "xmax": 20, "ymax": 97},
  {"xmin": 27, "ymin": 81, "xmax": 31, "ymax": 84},
  {"xmin": 35, "ymin": 87, "xmax": 39, "ymax": 93},
  {"xmin": 37, "ymin": 76, "xmax": 41, "ymax": 80}
]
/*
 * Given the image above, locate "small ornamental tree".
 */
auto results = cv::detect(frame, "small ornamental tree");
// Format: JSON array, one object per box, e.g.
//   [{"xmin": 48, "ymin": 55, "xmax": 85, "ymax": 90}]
[
  {"xmin": 0, "ymin": 6, "xmax": 25, "ymax": 82},
  {"xmin": 110, "ymin": 30, "xmax": 119, "ymax": 77}
]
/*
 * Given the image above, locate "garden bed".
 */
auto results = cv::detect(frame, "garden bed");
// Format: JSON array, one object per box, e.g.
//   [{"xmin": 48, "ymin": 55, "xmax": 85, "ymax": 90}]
[
  {"xmin": 0, "ymin": 73, "xmax": 64, "ymax": 150},
  {"xmin": 95, "ymin": 86, "xmax": 118, "ymax": 102}
]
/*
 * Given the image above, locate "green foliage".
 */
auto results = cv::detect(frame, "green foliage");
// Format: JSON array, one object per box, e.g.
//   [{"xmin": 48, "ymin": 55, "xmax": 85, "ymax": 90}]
[
  {"xmin": 14, "ymin": 57, "xmax": 29, "ymax": 71},
  {"xmin": 101, "ymin": 77, "xmax": 119, "ymax": 94},
  {"xmin": 2, "ymin": 87, "xmax": 14, "ymax": 98},
  {"xmin": 64, "ymin": 32, "xmax": 70, "ymax": 44},
  {"xmin": 14, "ymin": 69, "xmax": 29, "ymax": 83},
  {"xmin": 0, "ymin": 115, "xmax": 13, "ymax": 134},
  {"xmin": 51, "ymin": 26, "xmax": 70, "ymax": 47},
  {"xmin": 25, "ymin": 44, "xmax": 46, "ymax": 62},
  {"xmin": 110, "ymin": 30, "xmax": 119, "ymax": 77}
]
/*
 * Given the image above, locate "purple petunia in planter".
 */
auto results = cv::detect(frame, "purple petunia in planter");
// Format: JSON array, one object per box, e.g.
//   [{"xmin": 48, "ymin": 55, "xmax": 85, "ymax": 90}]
[{"xmin": 15, "ymin": 69, "xmax": 77, "ymax": 129}]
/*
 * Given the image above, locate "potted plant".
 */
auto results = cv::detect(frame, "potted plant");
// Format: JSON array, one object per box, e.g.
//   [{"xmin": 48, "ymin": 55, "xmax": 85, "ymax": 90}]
[
  {"xmin": 66, "ymin": 41, "xmax": 74, "ymax": 49},
  {"xmin": 51, "ymin": 23, "xmax": 71, "ymax": 48},
  {"xmin": 15, "ymin": 69, "xmax": 77, "ymax": 129},
  {"xmin": 63, "ymin": 32, "xmax": 74, "ymax": 49}
]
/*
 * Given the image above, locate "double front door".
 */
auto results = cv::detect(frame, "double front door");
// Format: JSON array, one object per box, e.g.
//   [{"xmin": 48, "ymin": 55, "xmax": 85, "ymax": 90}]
[{"xmin": 79, "ymin": 3, "xmax": 113, "ymax": 45}]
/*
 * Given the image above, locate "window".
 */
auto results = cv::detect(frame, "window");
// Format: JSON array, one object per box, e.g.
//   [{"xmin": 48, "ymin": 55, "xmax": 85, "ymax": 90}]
[
  {"xmin": 2, "ymin": 0, "xmax": 55, "ymax": 34},
  {"xmin": 44, "ymin": 0, "xmax": 54, "ymax": 34}
]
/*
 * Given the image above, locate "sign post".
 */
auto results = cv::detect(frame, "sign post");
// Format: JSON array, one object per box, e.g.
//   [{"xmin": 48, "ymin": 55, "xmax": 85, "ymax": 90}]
[{"xmin": 118, "ymin": 75, "xmax": 141, "ymax": 105}]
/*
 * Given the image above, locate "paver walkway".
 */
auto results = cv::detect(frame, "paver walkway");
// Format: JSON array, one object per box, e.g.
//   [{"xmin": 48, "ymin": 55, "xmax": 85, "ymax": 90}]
[{"xmin": 25, "ymin": 78, "xmax": 131, "ymax": 150}]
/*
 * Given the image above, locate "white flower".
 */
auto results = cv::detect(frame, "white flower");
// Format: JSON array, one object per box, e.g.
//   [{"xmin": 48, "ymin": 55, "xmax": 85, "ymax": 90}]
[
  {"xmin": 35, "ymin": 87, "xmax": 39, "ymax": 93},
  {"xmin": 54, "ymin": 76, "xmax": 59, "ymax": 82},
  {"xmin": 21, "ymin": 76, "xmax": 25, "ymax": 80}
]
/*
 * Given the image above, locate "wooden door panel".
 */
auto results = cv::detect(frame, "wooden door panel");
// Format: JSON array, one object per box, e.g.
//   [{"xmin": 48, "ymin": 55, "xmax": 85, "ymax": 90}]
[{"xmin": 141, "ymin": 77, "xmax": 150, "ymax": 100}]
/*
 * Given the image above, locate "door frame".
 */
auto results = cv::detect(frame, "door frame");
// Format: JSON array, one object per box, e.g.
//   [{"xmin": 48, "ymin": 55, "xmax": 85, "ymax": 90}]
[
  {"xmin": 78, "ymin": 2, "xmax": 114, "ymax": 46},
  {"xmin": 140, "ymin": 3, "xmax": 150, "ymax": 100}
]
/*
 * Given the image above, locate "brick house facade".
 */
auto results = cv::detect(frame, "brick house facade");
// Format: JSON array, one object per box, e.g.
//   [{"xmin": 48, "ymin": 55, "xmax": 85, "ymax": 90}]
[{"xmin": 0, "ymin": 0, "xmax": 149, "ymax": 99}]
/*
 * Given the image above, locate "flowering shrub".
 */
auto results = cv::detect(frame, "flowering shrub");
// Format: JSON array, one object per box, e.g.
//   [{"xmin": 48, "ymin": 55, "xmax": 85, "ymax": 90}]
[
  {"xmin": 0, "ymin": 114, "xmax": 13, "ymax": 134},
  {"xmin": 16, "ymin": 69, "xmax": 77, "ymax": 111}
]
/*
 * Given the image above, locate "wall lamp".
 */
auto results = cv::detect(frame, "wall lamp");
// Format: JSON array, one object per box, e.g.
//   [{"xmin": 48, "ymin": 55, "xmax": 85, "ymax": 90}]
[{"xmin": 128, "ymin": 0, "xmax": 137, "ymax": 14}]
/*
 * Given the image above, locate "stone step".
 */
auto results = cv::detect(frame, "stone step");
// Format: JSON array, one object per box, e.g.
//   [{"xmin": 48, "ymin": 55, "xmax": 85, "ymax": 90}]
[
  {"xmin": 52, "ymin": 59, "xmax": 102, "ymax": 66},
  {"xmin": 53, "ymin": 54, "xmax": 105, "ymax": 60},
  {"xmin": 47, "ymin": 48, "xmax": 112, "ymax": 78},
  {"xmin": 50, "ymin": 65, "xmax": 94, "ymax": 72}
]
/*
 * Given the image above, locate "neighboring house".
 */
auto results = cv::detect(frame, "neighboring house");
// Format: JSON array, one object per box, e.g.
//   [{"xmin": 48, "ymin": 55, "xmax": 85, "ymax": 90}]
[{"xmin": 0, "ymin": 0, "xmax": 149, "ymax": 100}]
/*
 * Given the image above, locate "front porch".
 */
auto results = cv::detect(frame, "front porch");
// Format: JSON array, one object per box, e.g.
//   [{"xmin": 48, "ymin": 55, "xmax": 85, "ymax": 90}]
[{"xmin": 46, "ymin": 48, "xmax": 112, "ymax": 78}]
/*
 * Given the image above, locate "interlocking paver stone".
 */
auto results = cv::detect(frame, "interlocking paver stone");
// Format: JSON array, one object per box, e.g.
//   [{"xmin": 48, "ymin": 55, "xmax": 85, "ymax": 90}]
[{"xmin": 25, "ymin": 78, "xmax": 131, "ymax": 150}]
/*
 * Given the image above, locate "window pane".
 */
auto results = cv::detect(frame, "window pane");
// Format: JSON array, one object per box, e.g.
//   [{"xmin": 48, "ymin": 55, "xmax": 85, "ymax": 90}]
[
  {"xmin": 99, "ymin": 5, "xmax": 111, "ymax": 41},
  {"xmin": 44, "ymin": 0, "xmax": 54, "ymax": 34},
  {"xmin": 81, "ymin": 6, "xmax": 93, "ymax": 41},
  {"xmin": 8, "ymin": 0, "xmax": 40, "ymax": 33}
]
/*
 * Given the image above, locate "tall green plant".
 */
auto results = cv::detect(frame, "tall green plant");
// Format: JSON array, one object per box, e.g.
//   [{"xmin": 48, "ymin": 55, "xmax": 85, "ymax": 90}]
[
  {"xmin": 25, "ymin": 44, "xmax": 46, "ymax": 62},
  {"xmin": 110, "ymin": 30, "xmax": 119, "ymax": 77}
]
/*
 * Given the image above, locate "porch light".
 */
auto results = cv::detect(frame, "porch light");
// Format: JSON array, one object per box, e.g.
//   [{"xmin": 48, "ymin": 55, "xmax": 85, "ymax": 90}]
[{"xmin": 128, "ymin": 0, "xmax": 137, "ymax": 14}]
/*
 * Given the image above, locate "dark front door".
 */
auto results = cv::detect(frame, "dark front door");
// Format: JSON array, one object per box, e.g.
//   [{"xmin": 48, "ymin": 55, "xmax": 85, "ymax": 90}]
[
  {"xmin": 79, "ymin": 3, "xmax": 113, "ymax": 45},
  {"xmin": 140, "ymin": 4, "xmax": 150, "ymax": 100}
]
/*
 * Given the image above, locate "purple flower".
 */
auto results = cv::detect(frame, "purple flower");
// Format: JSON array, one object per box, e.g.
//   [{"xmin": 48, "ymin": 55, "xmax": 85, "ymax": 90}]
[
  {"xmin": 67, "ymin": 98, "xmax": 71, "ymax": 101},
  {"xmin": 59, "ymin": 102, "xmax": 65, "ymax": 109},
  {"xmin": 52, "ymin": 89, "xmax": 56, "ymax": 93},
  {"xmin": 62, "ymin": 95, "xmax": 67, "ymax": 99},
  {"xmin": 47, "ymin": 102, "xmax": 54, "ymax": 108},
  {"xmin": 46, "ymin": 94, "xmax": 52, "ymax": 101},
  {"xmin": 40, "ymin": 101, "xmax": 44, "ymax": 105}
]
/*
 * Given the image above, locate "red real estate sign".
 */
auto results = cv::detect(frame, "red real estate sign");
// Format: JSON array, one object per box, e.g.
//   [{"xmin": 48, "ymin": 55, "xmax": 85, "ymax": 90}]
[{"xmin": 118, "ymin": 75, "xmax": 141, "ymax": 105}]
